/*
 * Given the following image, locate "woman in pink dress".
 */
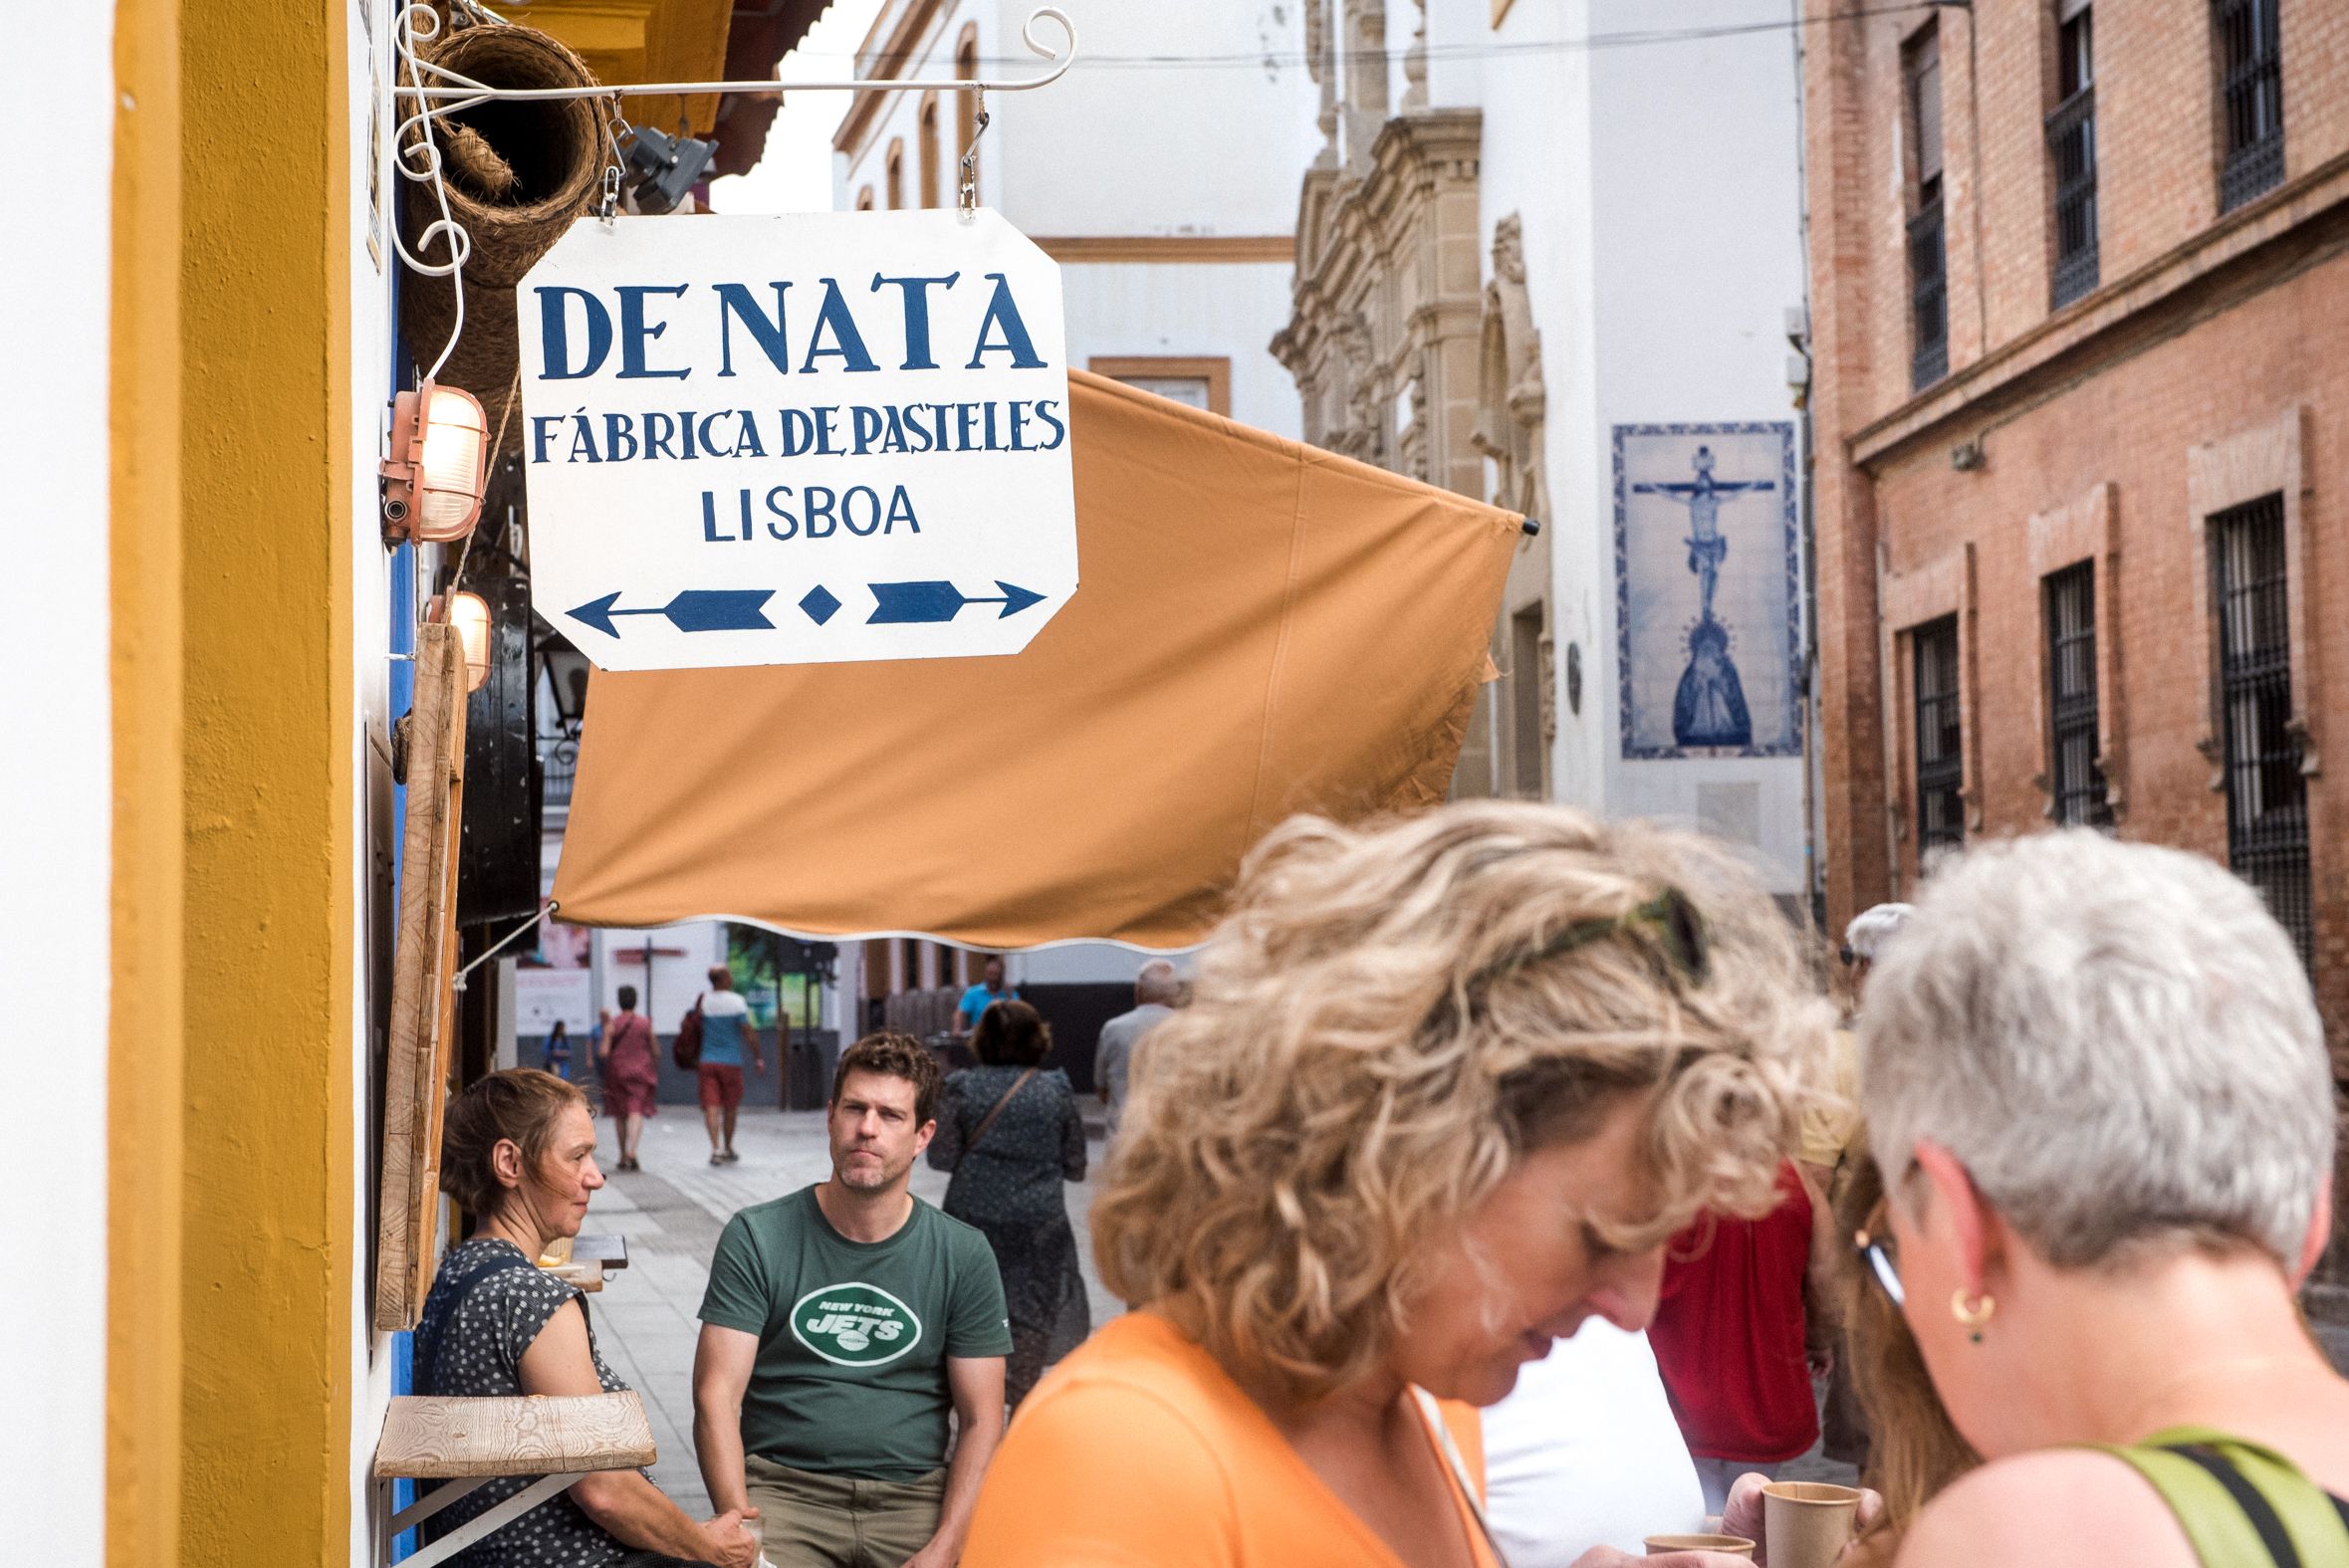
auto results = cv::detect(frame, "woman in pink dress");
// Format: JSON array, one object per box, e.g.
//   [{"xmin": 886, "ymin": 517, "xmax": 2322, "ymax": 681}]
[{"xmin": 596, "ymin": 984, "xmax": 660, "ymax": 1172}]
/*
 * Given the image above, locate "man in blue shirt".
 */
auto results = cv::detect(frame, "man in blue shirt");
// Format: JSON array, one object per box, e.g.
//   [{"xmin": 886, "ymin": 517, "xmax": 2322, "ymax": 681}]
[
  {"xmin": 699, "ymin": 965, "xmax": 767, "ymax": 1165},
  {"xmin": 951, "ymin": 956, "xmax": 1017, "ymax": 1038}
]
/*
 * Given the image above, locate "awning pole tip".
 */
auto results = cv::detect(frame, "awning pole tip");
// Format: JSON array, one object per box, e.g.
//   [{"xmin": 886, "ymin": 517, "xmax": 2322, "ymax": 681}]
[{"xmin": 1521, "ymin": 518, "xmax": 1541, "ymax": 537}]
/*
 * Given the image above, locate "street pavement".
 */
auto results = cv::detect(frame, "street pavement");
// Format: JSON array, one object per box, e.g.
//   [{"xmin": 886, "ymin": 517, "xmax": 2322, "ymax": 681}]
[{"xmin": 578, "ymin": 1106, "xmax": 2349, "ymax": 1519}]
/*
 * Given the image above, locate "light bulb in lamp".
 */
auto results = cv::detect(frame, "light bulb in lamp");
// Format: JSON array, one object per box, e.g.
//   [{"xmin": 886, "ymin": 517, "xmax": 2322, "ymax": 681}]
[
  {"xmin": 380, "ymin": 381, "xmax": 490, "ymax": 545},
  {"xmin": 447, "ymin": 591, "xmax": 493, "ymax": 692}
]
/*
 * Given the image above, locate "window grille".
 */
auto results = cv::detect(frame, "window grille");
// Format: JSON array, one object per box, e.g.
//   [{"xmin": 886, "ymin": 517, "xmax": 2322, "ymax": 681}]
[
  {"xmin": 2215, "ymin": 0, "xmax": 2284, "ymax": 212},
  {"xmin": 2047, "ymin": 10, "xmax": 2099, "ymax": 308},
  {"xmin": 1913, "ymin": 616, "xmax": 1964, "ymax": 854},
  {"xmin": 2043, "ymin": 564, "xmax": 2111, "ymax": 827},
  {"xmin": 2212, "ymin": 494, "xmax": 2312, "ymax": 967},
  {"xmin": 1906, "ymin": 26, "xmax": 1949, "ymax": 388}
]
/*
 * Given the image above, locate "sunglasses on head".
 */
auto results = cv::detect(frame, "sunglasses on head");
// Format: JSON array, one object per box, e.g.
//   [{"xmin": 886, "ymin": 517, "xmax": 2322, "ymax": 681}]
[{"xmin": 1525, "ymin": 887, "xmax": 1712, "ymax": 990}]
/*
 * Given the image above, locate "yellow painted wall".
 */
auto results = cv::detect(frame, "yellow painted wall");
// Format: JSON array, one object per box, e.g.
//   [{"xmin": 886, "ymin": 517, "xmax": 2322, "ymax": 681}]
[
  {"xmin": 173, "ymin": 1, "xmax": 355, "ymax": 1562},
  {"xmin": 109, "ymin": 0, "xmax": 187, "ymax": 1561}
]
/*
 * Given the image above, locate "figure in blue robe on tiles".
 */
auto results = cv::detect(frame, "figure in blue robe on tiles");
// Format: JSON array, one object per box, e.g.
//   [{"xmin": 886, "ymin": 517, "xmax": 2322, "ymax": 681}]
[{"xmin": 1632, "ymin": 444, "xmax": 1775, "ymax": 748}]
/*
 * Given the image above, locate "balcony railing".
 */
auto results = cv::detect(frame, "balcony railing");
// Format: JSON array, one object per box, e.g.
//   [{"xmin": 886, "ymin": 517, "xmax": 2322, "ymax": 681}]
[
  {"xmin": 2047, "ymin": 86, "xmax": 2099, "ymax": 309},
  {"xmin": 541, "ymin": 740, "xmax": 577, "ymax": 818},
  {"xmin": 1908, "ymin": 197, "xmax": 1949, "ymax": 390}
]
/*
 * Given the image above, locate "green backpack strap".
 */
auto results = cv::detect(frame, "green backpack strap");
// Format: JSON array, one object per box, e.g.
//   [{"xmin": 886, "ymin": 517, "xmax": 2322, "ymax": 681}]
[{"xmin": 2089, "ymin": 1426, "xmax": 2349, "ymax": 1568}]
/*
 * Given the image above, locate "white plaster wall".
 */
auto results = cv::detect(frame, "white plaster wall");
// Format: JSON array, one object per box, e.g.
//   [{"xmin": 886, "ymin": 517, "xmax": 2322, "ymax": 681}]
[
  {"xmin": 0, "ymin": 12, "xmax": 114, "ymax": 1566},
  {"xmin": 836, "ymin": 3, "xmax": 1311, "ymax": 443},
  {"xmin": 594, "ymin": 923, "xmax": 725, "ymax": 1025},
  {"xmin": 990, "ymin": 0, "xmax": 1317, "ymax": 238},
  {"xmin": 1060, "ymin": 261, "xmax": 1302, "ymax": 437},
  {"xmin": 1014, "ymin": 942, "xmax": 1196, "ymax": 986},
  {"xmin": 1458, "ymin": 0, "xmax": 1608, "ymax": 812},
  {"xmin": 1582, "ymin": 0, "xmax": 1810, "ymax": 891}
]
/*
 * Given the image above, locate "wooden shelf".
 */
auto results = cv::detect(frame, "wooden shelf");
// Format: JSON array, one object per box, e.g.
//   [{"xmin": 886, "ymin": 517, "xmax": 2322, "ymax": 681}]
[{"xmin": 373, "ymin": 1393, "xmax": 656, "ymax": 1480}]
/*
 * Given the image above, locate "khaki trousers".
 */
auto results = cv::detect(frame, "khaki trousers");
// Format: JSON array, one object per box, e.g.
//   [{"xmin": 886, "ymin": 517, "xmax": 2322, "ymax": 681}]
[{"xmin": 742, "ymin": 1454, "xmax": 945, "ymax": 1568}]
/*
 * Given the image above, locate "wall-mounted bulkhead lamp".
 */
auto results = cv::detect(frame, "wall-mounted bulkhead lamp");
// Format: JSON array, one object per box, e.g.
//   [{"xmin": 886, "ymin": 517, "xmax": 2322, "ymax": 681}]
[
  {"xmin": 380, "ymin": 381, "xmax": 490, "ymax": 546},
  {"xmin": 622, "ymin": 123, "xmax": 719, "ymax": 216},
  {"xmin": 428, "ymin": 590, "xmax": 495, "ymax": 693}
]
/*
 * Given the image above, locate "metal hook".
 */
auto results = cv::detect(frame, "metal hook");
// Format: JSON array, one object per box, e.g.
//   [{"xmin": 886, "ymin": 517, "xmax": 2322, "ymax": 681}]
[
  {"xmin": 957, "ymin": 83, "xmax": 989, "ymax": 219},
  {"xmin": 599, "ymin": 165, "xmax": 621, "ymax": 226}
]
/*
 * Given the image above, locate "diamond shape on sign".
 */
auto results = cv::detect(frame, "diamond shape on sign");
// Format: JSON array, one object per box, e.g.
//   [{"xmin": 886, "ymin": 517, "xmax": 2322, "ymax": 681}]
[{"xmin": 800, "ymin": 586, "xmax": 841, "ymax": 626}]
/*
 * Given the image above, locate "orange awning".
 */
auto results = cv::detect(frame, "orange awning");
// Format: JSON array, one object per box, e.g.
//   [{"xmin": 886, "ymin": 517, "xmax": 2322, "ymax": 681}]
[{"xmin": 551, "ymin": 370, "xmax": 1523, "ymax": 949}]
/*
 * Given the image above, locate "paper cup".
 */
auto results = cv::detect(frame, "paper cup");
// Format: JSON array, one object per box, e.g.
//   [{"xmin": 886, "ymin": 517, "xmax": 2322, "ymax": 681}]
[
  {"xmin": 1644, "ymin": 1532, "xmax": 1757, "ymax": 1557},
  {"xmin": 1762, "ymin": 1481, "xmax": 1860, "ymax": 1568}
]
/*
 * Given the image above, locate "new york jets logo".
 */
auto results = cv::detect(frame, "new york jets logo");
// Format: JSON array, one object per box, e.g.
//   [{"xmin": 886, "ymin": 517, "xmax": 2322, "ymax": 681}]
[{"xmin": 790, "ymin": 1281, "xmax": 924, "ymax": 1367}]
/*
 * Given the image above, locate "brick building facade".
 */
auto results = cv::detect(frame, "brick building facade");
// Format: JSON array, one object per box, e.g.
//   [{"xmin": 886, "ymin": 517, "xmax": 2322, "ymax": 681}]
[{"xmin": 1803, "ymin": 0, "xmax": 2349, "ymax": 1074}]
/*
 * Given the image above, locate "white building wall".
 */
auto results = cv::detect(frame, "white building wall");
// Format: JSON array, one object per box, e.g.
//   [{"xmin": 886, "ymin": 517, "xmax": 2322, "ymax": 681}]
[
  {"xmin": 987, "ymin": 1, "xmax": 1311, "ymax": 237},
  {"xmin": 1058, "ymin": 262, "xmax": 1302, "ymax": 436},
  {"xmin": 0, "ymin": 12, "xmax": 115, "ymax": 1566},
  {"xmin": 835, "ymin": 0, "xmax": 1312, "ymax": 442},
  {"xmin": 1420, "ymin": 0, "xmax": 1813, "ymax": 894},
  {"xmin": 1583, "ymin": 0, "xmax": 1810, "ymax": 893}
]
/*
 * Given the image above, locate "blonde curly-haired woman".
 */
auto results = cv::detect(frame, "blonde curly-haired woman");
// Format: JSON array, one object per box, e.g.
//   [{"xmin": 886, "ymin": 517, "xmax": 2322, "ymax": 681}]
[{"xmin": 961, "ymin": 802, "xmax": 1836, "ymax": 1568}]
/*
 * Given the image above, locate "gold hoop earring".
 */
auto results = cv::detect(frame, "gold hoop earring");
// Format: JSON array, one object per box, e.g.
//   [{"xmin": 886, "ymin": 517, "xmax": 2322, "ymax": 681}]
[{"xmin": 1951, "ymin": 1288, "xmax": 1996, "ymax": 1344}]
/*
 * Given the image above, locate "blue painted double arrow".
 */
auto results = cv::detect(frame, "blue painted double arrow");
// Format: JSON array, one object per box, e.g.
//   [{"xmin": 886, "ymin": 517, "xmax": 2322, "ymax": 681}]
[
  {"xmin": 569, "ymin": 589, "xmax": 777, "ymax": 639},
  {"xmin": 867, "ymin": 580, "xmax": 1048, "ymax": 625}
]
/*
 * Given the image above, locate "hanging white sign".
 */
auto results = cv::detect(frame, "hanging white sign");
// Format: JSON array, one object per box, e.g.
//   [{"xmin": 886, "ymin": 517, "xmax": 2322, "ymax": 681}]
[{"xmin": 519, "ymin": 209, "xmax": 1076, "ymax": 671}]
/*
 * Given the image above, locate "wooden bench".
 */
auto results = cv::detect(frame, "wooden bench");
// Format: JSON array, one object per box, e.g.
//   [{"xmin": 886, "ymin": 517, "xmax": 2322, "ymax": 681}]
[{"xmin": 374, "ymin": 1392, "xmax": 655, "ymax": 1568}]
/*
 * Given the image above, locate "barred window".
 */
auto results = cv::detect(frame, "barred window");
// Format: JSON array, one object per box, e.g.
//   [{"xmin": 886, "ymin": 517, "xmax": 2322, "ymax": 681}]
[
  {"xmin": 2047, "ymin": 7, "xmax": 2099, "ymax": 308},
  {"xmin": 1906, "ymin": 26, "xmax": 1949, "ymax": 388},
  {"xmin": 2215, "ymin": 0, "xmax": 2284, "ymax": 213},
  {"xmin": 2212, "ymin": 495, "xmax": 2311, "ymax": 967},
  {"xmin": 2043, "ymin": 563, "xmax": 2111, "ymax": 827},
  {"xmin": 1913, "ymin": 615, "xmax": 1964, "ymax": 854}
]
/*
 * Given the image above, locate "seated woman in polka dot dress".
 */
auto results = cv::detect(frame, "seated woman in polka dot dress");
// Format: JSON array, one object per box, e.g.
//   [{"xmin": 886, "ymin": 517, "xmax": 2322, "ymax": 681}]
[{"xmin": 415, "ymin": 1069, "xmax": 761, "ymax": 1568}]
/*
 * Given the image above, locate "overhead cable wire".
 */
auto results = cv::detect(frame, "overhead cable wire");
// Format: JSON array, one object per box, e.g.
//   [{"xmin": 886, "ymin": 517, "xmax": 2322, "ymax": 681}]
[{"xmin": 799, "ymin": 1, "xmax": 1947, "ymax": 75}]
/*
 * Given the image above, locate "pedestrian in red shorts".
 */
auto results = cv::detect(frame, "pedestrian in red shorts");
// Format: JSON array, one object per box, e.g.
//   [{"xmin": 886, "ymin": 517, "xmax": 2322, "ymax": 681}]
[
  {"xmin": 596, "ymin": 985, "xmax": 659, "ymax": 1172},
  {"xmin": 697, "ymin": 965, "xmax": 765, "ymax": 1166}
]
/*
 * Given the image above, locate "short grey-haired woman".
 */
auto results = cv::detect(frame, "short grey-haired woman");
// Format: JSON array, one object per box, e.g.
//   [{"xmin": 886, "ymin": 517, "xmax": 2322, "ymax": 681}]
[{"xmin": 1857, "ymin": 831, "xmax": 2349, "ymax": 1567}]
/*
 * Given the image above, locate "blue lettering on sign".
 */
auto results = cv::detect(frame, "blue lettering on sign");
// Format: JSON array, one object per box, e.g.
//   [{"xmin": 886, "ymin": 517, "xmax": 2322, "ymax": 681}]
[
  {"xmin": 615, "ymin": 284, "xmax": 691, "ymax": 380},
  {"xmin": 696, "ymin": 486, "xmax": 924, "ymax": 543},
  {"xmin": 800, "ymin": 279, "xmax": 880, "ymax": 374},
  {"xmin": 713, "ymin": 282, "xmax": 795, "ymax": 376},
  {"xmin": 869, "ymin": 272, "xmax": 961, "ymax": 370},
  {"xmin": 529, "ymin": 273, "xmax": 1054, "ymax": 383},
  {"xmin": 965, "ymin": 273, "xmax": 1046, "ymax": 369},
  {"xmin": 537, "ymin": 288, "xmax": 613, "ymax": 379}
]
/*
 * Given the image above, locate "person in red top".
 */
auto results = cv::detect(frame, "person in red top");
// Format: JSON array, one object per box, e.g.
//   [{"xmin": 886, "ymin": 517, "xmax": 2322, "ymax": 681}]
[
  {"xmin": 596, "ymin": 984, "xmax": 660, "ymax": 1172},
  {"xmin": 1646, "ymin": 1161, "xmax": 1838, "ymax": 1512}
]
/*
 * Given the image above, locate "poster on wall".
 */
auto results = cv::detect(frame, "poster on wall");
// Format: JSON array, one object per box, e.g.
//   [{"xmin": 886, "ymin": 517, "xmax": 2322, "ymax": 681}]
[
  {"xmin": 1612, "ymin": 422, "xmax": 1801, "ymax": 760},
  {"xmin": 521, "ymin": 209, "xmax": 1075, "ymax": 672},
  {"xmin": 513, "ymin": 966, "xmax": 595, "ymax": 1036}
]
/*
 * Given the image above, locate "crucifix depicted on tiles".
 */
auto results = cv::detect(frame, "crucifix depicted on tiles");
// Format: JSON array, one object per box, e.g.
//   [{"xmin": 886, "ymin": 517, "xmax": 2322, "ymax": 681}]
[{"xmin": 1632, "ymin": 445, "xmax": 1777, "ymax": 748}]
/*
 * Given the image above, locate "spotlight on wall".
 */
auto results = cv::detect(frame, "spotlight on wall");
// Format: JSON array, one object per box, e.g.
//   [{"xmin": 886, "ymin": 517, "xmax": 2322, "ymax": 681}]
[
  {"xmin": 381, "ymin": 381, "xmax": 491, "ymax": 546},
  {"xmin": 432, "ymin": 591, "xmax": 495, "ymax": 692},
  {"xmin": 622, "ymin": 124, "xmax": 719, "ymax": 216}
]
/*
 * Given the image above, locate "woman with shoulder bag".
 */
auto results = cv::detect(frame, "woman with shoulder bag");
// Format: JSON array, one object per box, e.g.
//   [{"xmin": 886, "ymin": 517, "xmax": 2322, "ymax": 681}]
[{"xmin": 927, "ymin": 999, "xmax": 1089, "ymax": 1410}]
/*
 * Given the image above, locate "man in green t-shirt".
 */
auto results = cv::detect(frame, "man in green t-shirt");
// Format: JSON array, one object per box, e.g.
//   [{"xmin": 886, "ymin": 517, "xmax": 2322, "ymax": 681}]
[{"xmin": 694, "ymin": 1032, "xmax": 1012, "ymax": 1568}]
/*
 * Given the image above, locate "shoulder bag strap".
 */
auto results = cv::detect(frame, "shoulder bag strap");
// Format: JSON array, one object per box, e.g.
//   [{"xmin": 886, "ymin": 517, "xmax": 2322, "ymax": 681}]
[
  {"xmin": 2093, "ymin": 1428, "xmax": 2349, "ymax": 1568},
  {"xmin": 956, "ymin": 1067, "xmax": 1040, "ymax": 1168},
  {"xmin": 1412, "ymin": 1387, "xmax": 1511, "ymax": 1568},
  {"xmin": 414, "ymin": 1244, "xmax": 541, "ymax": 1393}
]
